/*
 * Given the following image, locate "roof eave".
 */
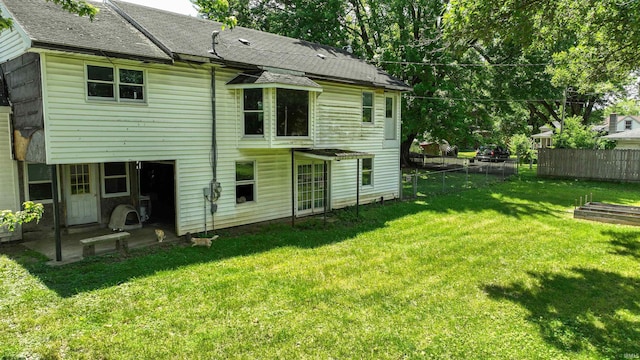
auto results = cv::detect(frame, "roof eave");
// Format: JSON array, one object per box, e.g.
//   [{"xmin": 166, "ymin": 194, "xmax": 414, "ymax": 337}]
[{"xmin": 31, "ymin": 41, "xmax": 173, "ymax": 64}]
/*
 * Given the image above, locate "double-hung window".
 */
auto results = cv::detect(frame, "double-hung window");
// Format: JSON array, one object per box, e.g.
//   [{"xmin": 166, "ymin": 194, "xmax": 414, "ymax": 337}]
[
  {"xmin": 244, "ymin": 88, "xmax": 264, "ymax": 135},
  {"xmin": 625, "ymin": 120, "xmax": 632, "ymax": 130},
  {"xmin": 87, "ymin": 65, "xmax": 144, "ymax": 102},
  {"xmin": 277, "ymin": 89, "xmax": 309, "ymax": 136},
  {"xmin": 236, "ymin": 161, "xmax": 255, "ymax": 203},
  {"xmin": 102, "ymin": 162, "xmax": 130, "ymax": 197},
  {"xmin": 362, "ymin": 92, "xmax": 373, "ymax": 123},
  {"xmin": 361, "ymin": 158, "xmax": 373, "ymax": 186},
  {"xmin": 25, "ymin": 163, "xmax": 54, "ymax": 203}
]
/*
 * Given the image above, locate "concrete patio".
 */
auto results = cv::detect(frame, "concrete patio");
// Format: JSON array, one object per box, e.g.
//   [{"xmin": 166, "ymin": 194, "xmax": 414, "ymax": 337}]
[{"xmin": 21, "ymin": 223, "xmax": 181, "ymax": 265}]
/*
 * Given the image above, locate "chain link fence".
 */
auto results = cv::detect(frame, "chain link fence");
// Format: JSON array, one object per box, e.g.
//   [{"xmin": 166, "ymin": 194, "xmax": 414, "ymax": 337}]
[{"xmin": 402, "ymin": 156, "xmax": 518, "ymax": 199}]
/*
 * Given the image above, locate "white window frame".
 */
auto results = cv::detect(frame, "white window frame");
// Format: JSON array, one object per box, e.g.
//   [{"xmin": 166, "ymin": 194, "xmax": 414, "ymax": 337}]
[
  {"xmin": 243, "ymin": 88, "xmax": 265, "ymax": 136},
  {"xmin": 276, "ymin": 88, "xmax": 311, "ymax": 137},
  {"xmin": 101, "ymin": 162, "xmax": 130, "ymax": 198},
  {"xmin": 384, "ymin": 95, "xmax": 397, "ymax": 140},
  {"xmin": 235, "ymin": 161, "xmax": 256, "ymax": 204},
  {"xmin": 362, "ymin": 91, "xmax": 374, "ymax": 124},
  {"xmin": 625, "ymin": 120, "xmax": 632, "ymax": 130},
  {"xmin": 23, "ymin": 163, "xmax": 60, "ymax": 204},
  {"xmin": 85, "ymin": 63, "xmax": 146, "ymax": 103},
  {"xmin": 361, "ymin": 158, "xmax": 373, "ymax": 186}
]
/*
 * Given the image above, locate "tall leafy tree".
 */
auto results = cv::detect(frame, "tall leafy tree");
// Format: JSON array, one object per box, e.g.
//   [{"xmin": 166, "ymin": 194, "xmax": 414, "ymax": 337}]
[{"xmin": 443, "ymin": 0, "xmax": 638, "ymax": 124}]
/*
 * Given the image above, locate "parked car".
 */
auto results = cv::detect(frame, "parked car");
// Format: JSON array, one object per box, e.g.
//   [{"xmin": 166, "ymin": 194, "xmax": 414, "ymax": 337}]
[{"xmin": 476, "ymin": 145, "xmax": 510, "ymax": 162}]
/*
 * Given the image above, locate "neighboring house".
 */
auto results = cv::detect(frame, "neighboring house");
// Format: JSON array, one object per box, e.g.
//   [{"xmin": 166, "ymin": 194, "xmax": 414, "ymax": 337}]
[
  {"xmin": 600, "ymin": 114, "xmax": 640, "ymax": 149},
  {"xmin": 0, "ymin": 0, "xmax": 410, "ymax": 241},
  {"xmin": 603, "ymin": 129, "xmax": 640, "ymax": 149},
  {"xmin": 606, "ymin": 114, "xmax": 640, "ymax": 133},
  {"xmin": 531, "ymin": 121, "xmax": 561, "ymax": 149}
]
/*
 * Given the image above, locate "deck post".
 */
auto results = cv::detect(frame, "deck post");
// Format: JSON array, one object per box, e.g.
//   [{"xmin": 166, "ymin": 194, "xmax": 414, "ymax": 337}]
[
  {"xmin": 51, "ymin": 165, "xmax": 62, "ymax": 262},
  {"xmin": 291, "ymin": 149, "xmax": 295, "ymax": 227},
  {"xmin": 356, "ymin": 159, "xmax": 360, "ymax": 218}
]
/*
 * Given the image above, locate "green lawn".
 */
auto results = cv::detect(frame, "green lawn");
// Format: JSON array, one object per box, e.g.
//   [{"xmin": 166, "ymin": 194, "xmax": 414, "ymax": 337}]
[{"xmin": 2, "ymin": 170, "xmax": 639, "ymax": 359}]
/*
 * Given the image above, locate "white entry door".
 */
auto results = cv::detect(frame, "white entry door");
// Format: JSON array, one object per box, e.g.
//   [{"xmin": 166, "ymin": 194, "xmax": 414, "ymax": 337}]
[
  {"xmin": 297, "ymin": 162, "xmax": 326, "ymax": 215},
  {"xmin": 64, "ymin": 164, "xmax": 99, "ymax": 225}
]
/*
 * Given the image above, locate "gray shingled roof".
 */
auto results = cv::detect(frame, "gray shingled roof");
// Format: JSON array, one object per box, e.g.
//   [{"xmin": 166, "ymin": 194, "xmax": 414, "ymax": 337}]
[
  {"xmin": 0, "ymin": 0, "xmax": 171, "ymax": 62},
  {"xmin": 1, "ymin": 0, "xmax": 409, "ymax": 91},
  {"xmin": 108, "ymin": 1, "xmax": 410, "ymax": 91},
  {"xmin": 604, "ymin": 128, "xmax": 640, "ymax": 140}
]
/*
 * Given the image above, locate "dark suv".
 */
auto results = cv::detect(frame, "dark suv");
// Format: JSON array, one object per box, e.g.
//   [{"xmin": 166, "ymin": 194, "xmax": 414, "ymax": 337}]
[{"xmin": 476, "ymin": 145, "xmax": 510, "ymax": 162}]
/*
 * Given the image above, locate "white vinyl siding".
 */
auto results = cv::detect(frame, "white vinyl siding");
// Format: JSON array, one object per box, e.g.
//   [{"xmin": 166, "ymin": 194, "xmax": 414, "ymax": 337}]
[
  {"xmin": 40, "ymin": 54, "xmax": 401, "ymax": 233},
  {"xmin": 314, "ymin": 82, "xmax": 401, "ymax": 207},
  {"xmin": 0, "ymin": 5, "xmax": 31, "ymax": 63}
]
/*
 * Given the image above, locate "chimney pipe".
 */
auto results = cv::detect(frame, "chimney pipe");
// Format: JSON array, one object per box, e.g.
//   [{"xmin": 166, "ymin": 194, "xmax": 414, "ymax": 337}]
[
  {"xmin": 209, "ymin": 30, "xmax": 220, "ymax": 56},
  {"xmin": 609, "ymin": 113, "xmax": 618, "ymax": 134}
]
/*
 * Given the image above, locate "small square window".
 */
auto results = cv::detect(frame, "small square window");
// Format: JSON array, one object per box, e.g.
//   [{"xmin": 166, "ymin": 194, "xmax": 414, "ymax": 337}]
[
  {"xmin": 119, "ymin": 69, "xmax": 144, "ymax": 101},
  {"xmin": 236, "ymin": 161, "xmax": 255, "ymax": 203}
]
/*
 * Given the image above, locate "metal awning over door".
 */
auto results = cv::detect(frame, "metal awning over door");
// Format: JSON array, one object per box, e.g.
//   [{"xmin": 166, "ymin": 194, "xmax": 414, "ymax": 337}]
[{"xmin": 291, "ymin": 149, "xmax": 374, "ymax": 225}]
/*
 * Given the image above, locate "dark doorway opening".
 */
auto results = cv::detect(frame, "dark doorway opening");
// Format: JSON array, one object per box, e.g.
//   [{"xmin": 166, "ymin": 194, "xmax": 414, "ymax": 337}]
[{"xmin": 140, "ymin": 161, "xmax": 175, "ymax": 229}]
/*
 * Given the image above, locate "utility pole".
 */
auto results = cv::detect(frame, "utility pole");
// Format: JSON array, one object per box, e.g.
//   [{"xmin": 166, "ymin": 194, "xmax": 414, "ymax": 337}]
[{"xmin": 560, "ymin": 87, "xmax": 567, "ymax": 134}]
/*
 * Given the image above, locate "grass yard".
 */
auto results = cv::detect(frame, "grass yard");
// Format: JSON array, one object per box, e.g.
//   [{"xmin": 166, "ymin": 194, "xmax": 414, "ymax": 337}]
[{"xmin": 1, "ymin": 170, "xmax": 639, "ymax": 359}]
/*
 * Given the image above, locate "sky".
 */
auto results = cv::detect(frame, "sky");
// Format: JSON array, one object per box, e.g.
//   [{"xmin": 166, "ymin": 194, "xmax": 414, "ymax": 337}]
[{"xmin": 119, "ymin": 0, "xmax": 199, "ymax": 16}]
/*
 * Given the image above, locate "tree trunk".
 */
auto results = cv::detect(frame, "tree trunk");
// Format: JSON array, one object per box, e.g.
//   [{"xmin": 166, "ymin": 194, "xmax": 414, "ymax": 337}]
[{"xmin": 400, "ymin": 133, "xmax": 417, "ymax": 168}]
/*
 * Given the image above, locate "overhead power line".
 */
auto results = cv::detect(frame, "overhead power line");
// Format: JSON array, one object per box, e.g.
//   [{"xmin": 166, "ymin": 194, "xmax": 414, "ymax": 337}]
[{"xmin": 407, "ymin": 95, "xmax": 563, "ymax": 102}]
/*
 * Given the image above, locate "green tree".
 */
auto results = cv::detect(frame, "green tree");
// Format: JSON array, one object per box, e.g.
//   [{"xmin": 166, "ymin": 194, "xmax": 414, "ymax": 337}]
[
  {"xmin": 553, "ymin": 116, "xmax": 604, "ymax": 149},
  {"xmin": 0, "ymin": 0, "xmax": 98, "ymax": 31},
  {"xmin": 444, "ymin": 0, "xmax": 640, "ymax": 92},
  {"xmin": 1, "ymin": 201, "xmax": 44, "ymax": 232},
  {"xmin": 604, "ymin": 98, "xmax": 640, "ymax": 117},
  {"xmin": 510, "ymin": 133, "xmax": 535, "ymax": 164}
]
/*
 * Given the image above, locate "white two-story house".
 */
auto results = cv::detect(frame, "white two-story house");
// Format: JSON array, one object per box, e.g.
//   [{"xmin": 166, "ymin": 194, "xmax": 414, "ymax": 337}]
[{"xmin": 0, "ymin": 0, "xmax": 410, "ymax": 242}]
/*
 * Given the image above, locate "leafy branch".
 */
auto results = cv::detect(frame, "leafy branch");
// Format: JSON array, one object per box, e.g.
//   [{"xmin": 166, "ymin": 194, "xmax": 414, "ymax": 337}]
[{"xmin": 1, "ymin": 201, "xmax": 45, "ymax": 232}]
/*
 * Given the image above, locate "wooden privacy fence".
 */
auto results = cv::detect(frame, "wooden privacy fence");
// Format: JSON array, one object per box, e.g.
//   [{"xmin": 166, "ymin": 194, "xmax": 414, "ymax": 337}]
[{"xmin": 538, "ymin": 148, "xmax": 640, "ymax": 182}]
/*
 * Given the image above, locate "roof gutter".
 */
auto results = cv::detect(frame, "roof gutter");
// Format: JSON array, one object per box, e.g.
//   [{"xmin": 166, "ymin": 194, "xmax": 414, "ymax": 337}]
[
  {"xmin": 30, "ymin": 42, "xmax": 173, "ymax": 64},
  {"xmin": 105, "ymin": 0, "xmax": 176, "ymax": 62}
]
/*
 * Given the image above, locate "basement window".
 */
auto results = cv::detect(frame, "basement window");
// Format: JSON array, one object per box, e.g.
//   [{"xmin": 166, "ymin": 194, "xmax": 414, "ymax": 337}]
[
  {"xmin": 101, "ymin": 162, "xmax": 130, "ymax": 197},
  {"xmin": 87, "ymin": 64, "xmax": 145, "ymax": 102},
  {"xmin": 24, "ymin": 163, "xmax": 57, "ymax": 204}
]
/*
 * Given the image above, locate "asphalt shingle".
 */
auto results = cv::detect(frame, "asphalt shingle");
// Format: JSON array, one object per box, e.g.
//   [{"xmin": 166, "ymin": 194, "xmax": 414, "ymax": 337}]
[
  {"xmin": 108, "ymin": 1, "xmax": 409, "ymax": 90},
  {"xmin": 1, "ymin": 0, "xmax": 171, "ymax": 62},
  {"xmin": 1, "ymin": 0, "xmax": 409, "ymax": 90}
]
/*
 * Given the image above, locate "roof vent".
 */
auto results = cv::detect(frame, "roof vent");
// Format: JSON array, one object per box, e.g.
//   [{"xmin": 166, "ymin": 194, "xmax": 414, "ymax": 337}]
[
  {"xmin": 316, "ymin": 53, "xmax": 326, "ymax": 59},
  {"xmin": 238, "ymin": 38, "xmax": 250, "ymax": 46},
  {"xmin": 343, "ymin": 45, "xmax": 353, "ymax": 54}
]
